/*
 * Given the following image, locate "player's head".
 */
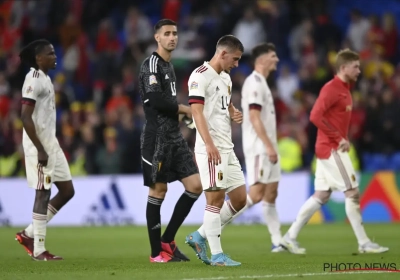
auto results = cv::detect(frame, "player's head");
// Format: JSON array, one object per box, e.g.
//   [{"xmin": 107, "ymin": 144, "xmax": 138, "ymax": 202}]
[
  {"xmin": 215, "ymin": 35, "xmax": 244, "ymax": 73},
  {"xmin": 335, "ymin": 49, "xmax": 360, "ymax": 82},
  {"xmin": 19, "ymin": 39, "xmax": 56, "ymax": 71},
  {"xmin": 154, "ymin": 19, "xmax": 178, "ymax": 52},
  {"xmin": 251, "ymin": 43, "xmax": 279, "ymax": 74}
]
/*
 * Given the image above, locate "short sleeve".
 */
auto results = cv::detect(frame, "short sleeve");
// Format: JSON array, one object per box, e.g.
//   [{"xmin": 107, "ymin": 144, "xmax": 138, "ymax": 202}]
[
  {"xmin": 21, "ymin": 77, "xmax": 42, "ymax": 106},
  {"xmin": 188, "ymin": 72, "xmax": 207, "ymax": 105},
  {"xmin": 141, "ymin": 60, "xmax": 163, "ymax": 94},
  {"xmin": 244, "ymin": 78, "xmax": 263, "ymax": 111}
]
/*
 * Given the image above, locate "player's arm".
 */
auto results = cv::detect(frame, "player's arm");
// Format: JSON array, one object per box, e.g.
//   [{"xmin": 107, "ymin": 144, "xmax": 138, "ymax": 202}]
[
  {"xmin": 188, "ymin": 74, "xmax": 220, "ymax": 164},
  {"xmin": 142, "ymin": 65, "xmax": 182, "ymax": 115},
  {"xmin": 247, "ymin": 87, "xmax": 277, "ymax": 162},
  {"xmin": 20, "ymin": 81, "xmax": 48, "ymax": 165},
  {"xmin": 228, "ymin": 101, "xmax": 243, "ymax": 124},
  {"xmin": 309, "ymin": 86, "xmax": 343, "ymax": 142}
]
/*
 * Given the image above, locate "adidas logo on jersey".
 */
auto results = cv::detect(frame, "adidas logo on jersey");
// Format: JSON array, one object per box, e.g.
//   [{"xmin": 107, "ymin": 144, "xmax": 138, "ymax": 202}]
[
  {"xmin": 216, "ymin": 86, "xmax": 219, "ymax": 91},
  {"xmin": 165, "ymin": 74, "xmax": 169, "ymax": 79}
]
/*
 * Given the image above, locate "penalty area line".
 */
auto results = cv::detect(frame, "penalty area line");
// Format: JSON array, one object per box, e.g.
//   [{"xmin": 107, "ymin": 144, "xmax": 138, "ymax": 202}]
[{"xmin": 181, "ymin": 270, "xmax": 397, "ymax": 280}]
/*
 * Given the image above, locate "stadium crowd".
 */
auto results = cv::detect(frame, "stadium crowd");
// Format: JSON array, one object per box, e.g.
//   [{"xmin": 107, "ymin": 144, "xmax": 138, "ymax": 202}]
[{"xmin": 1, "ymin": 0, "xmax": 400, "ymax": 177}]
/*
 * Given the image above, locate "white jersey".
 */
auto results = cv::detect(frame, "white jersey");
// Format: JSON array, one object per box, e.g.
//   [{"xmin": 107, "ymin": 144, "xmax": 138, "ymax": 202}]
[
  {"xmin": 241, "ymin": 70, "xmax": 277, "ymax": 156},
  {"xmin": 188, "ymin": 62, "xmax": 234, "ymax": 154},
  {"xmin": 22, "ymin": 68, "xmax": 59, "ymax": 156}
]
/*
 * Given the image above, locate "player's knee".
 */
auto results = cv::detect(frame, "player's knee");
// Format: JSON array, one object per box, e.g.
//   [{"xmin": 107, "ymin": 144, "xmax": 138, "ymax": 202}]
[
  {"xmin": 35, "ymin": 189, "xmax": 51, "ymax": 204},
  {"xmin": 313, "ymin": 191, "xmax": 331, "ymax": 204},
  {"xmin": 63, "ymin": 186, "xmax": 75, "ymax": 201},
  {"xmin": 345, "ymin": 188, "xmax": 360, "ymax": 200},
  {"xmin": 149, "ymin": 183, "xmax": 168, "ymax": 199},
  {"xmin": 264, "ymin": 188, "xmax": 278, "ymax": 203}
]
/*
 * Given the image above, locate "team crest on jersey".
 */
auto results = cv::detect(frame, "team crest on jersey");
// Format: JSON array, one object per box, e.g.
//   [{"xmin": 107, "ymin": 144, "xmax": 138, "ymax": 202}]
[
  {"xmin": 190, "ymin": 81, "xmax": 198, "ymax": 90},
  {"xmin": 218, "ymin": 171, "xmax": 223, "ymax": 181},
  {"xmin": 26, "ymin": 86, "xmax": 33, "ymax": 94},
  {"xmin": 149, "ymin": 75, "xmax": 157, "ymax": 85},
  {"xmin": 45, "ymin": 176, "xmax": 51, "ymax": 184},
  {"xmin": 228, "ymin": 86, "xmax": 231, "ymax": 95},
  {"xmin": 158, "ymin": 162, "xmax": 162, "ymax": 171},
  {"xmin": 346, "ymin": 105, "xmax": 352, "ymax": 112},
  {"xmin": 260, "ymin": 169, "xmax": 264, "ymax": 177},
  {"xmin": 351, "ymin": 174, "xmax": 356, "ymax": 182}
]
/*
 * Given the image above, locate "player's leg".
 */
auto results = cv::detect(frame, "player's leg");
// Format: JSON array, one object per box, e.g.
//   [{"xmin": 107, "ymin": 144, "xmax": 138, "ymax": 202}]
[
  {"xmin": 281, "ymin": 158, "xmax": 331, "ymax": 254},
  {"xmin": 186, "ymin": 153, "xmax": 240, "ymax": 266},
  {"xmin": 142, "ymin": 149, "xmax": 180, "ymax": 263},
  {"xmin": 333, "ymin": 151, "xmax": 389, "ymax": 253},
  {"xmin": 160, "ymin": 143, "xmax": 201, "ymax": 261},
  {"xmin": 208, "ymin": 151, "xmax": 245, "ymax": 266},
  {"xmin": 23, "ymin": 150, "xmax": 74, "ymax": 241},
  {"xmin": 262, "ymin": 181, "xmax": 284, "ymax": 251}
]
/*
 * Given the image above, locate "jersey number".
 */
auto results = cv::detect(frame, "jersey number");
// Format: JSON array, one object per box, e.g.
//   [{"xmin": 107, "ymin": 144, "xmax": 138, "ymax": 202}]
[
  {"xmin": 221, "ymin": 96, "xmax": 229, "ymax": 110},
  {"xmin": 170, "ymin": 82, "xmax": 176, "ymax": 96}
]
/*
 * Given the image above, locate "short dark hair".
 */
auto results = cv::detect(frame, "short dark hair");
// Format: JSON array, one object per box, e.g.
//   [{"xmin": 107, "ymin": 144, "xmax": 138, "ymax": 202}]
[
  {"xmin": 19, "ymin": 39, "xmax": 51, "ymax": 69},
  {"xmin": 251, "ymin": 43, "xmax": 276, "ymax": 62},
  {"xmin": 335, "ymin": 48, "xmax": 359, "ymax": 72},
  {"xmin": 216, "ymin": 35, "xmax": 244, "ymax": 53},
  {"xmin": 154, "ymin": 19, "xmax": 177, "ymax": 33}
]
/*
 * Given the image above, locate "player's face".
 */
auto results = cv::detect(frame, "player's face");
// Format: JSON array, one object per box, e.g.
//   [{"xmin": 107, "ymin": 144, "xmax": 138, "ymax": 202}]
[
  {"xmin": 155, "ymin": 25, "xmax": 178, "ymax": 52},
  {"xmin": 221, "ymin": 49, "xmax": 242, "ymax": 73},
  {"xmin": 37, "ymin": 44, "xmax": 57, "ymax": 70},
  {"xmin": 344, "ymin": 60, "xmax": 361, "ymax": 82},
  {"xmin": 261, "ymin": 51, "xmax": 279, "ymax": 72}
]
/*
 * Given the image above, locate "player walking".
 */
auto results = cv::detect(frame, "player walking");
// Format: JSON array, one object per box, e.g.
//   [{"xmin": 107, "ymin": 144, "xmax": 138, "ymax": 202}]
[
  {"xmin": 138, "ymin": 19, "xmax": 203, "ymax": 263},
  {"xmin": 185, "ymin": 35, "xmax": 247, "ymax": 266},
  {"xmin": 239, "ymin": 43, "xmax": 285, "ymax": 252},
  {"xmin": 16, "ymin": 39, "xmax": 75, "ymax": 261},
  {"xmin": 280, "ymin": 49, "xmax": 389, "ymax": 254}
]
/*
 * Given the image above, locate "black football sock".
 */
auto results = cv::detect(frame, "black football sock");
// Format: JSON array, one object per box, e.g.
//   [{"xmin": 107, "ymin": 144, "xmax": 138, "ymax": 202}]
[
  {"xmin": 162, "ymin": 190, "xmax": 200, "ymax": 243},
  {"xmin": 146, "ymin": 196, "xmax": 164, "ymax": 258}
]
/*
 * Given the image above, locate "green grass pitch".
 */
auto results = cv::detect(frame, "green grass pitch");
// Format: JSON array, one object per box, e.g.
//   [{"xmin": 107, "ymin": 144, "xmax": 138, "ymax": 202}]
[{"xmin": 1, "ymin": 224, "xmax": 399, "ymax": 280}]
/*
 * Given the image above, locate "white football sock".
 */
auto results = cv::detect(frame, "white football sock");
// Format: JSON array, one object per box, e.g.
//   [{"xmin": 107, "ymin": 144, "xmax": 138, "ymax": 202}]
[
  {"xmin": 345, "ymin": 198, "xmax": 370, "ymax": 245},
  {"xmin": 288, "ymin": 197, "xmax": 322, "ymax": 239},
  {"xmin": 203, "ymin": 205, "xmax": 223, "ymax": 255},
  {"xmin": 262, "ymin": 201, "xmax": 282, "ymax": 246},
  {"xmin": 198, "ymin": 195, "xmax": 253, "ymax": 237},
  {"xmin": 25, "ymin": 204, "xmax": 58, "ymax": 238},
  {"xmin": 33, "ymin": 213, "xmax": 47, "ymax": 257}
]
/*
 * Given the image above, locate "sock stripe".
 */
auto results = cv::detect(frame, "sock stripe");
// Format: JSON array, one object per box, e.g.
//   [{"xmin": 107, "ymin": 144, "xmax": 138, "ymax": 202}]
[
  {"xmin": 33, "ymin": 213, "xmax": 47, "ymax": 221},
  {"xmin": 205, "ymin": 205, "xmax": 220, "ymax": 214},
  {"xmin": 227, "ymin": 201, "xmax": 237, "ymax": 215},
  {"xmin": 47, "ymin": 204, "xmax": 58, "ymax": 214},
  {"xmin": 148, "ymin": 196, "xmax": 163, "ymax": 205},
  {"xmin": 184, "ymin": 190, "xmax": 200, "ymax": 200}
]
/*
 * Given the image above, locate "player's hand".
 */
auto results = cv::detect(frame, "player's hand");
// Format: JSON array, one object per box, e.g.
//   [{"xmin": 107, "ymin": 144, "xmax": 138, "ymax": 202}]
[
  {"xmin": 206, "ymin": 143, "xmax": 221, "ymax": 166},
  {"xmin": 231, "ymin": 108, "xmax": 243, "ymax": 124},
  {"xmin": 38, "ymin": 149, "xmax": 48, "ymax": 167},
  {"xmin": 338, "ymin": 138, "xmax": 350, "ymax": 152},
  {"xmin": 266, "ymin": 145, "xmax": 278, "ymax": 164}
]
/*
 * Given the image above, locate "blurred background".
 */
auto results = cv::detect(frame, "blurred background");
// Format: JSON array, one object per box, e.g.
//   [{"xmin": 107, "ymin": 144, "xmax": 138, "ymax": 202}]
[{"xmin": 2, "ymin": 0, "xmax": 400, "ymax": 178}]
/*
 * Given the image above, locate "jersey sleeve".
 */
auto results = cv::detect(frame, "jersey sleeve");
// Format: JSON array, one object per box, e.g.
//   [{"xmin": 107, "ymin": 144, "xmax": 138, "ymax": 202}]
[
  {"xmin": 310, "ymin": 85, "xmax": 342, "ymax": 141},
  {"xmin": 244, "ymin": 78, "xmax": 263, "ymax": 111},
  {"xmin": 141, "ymin": 60, "xmax": 178, "ymax": 115},
  {"xmin": 21, "ymin": 77, "xmax": 42, "ymax": 106},
  {"xmin": 188, "ymin": 72, "xmax": 207, "ymax": 105},
  {"xmin": 141, "ymin": 60, "xmax": 164, "ymax": 94}
]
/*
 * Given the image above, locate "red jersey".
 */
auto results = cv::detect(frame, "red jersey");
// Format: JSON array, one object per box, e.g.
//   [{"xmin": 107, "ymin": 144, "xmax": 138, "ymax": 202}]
[{"xmin": 310, "ymin": 76, "xmax": 352, "ymax": 159}]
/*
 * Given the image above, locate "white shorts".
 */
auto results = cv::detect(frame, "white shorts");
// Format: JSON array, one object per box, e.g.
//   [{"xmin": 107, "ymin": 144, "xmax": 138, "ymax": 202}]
[
  {"xmin": 245, "ymin": 154, "xmax": 281, "ymax": 186},
  {"xmin": 25, "ymin": 149, "xmax": 72, "ymax": 190},
  {"xmin": 315, "ymin": 150, "xmax": 358, "ymax": 192},
  {"xmin": 195, "ymin": 150, "xmax": 245, "ymax": 193}
]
